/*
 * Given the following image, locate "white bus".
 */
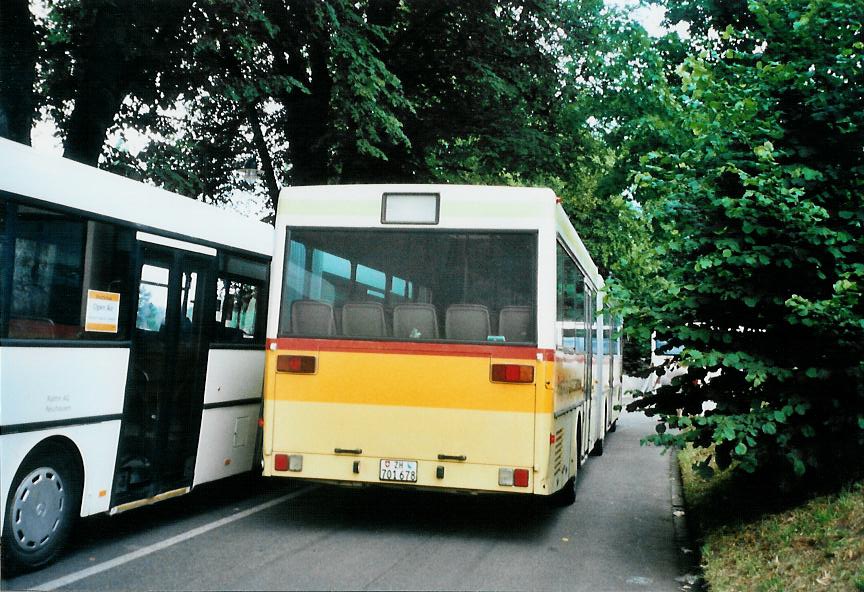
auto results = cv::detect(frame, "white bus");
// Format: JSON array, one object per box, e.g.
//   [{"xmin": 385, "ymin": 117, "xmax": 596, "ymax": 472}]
[
  {"xmin": 0, "ymin": 139, "xmax": 273, "ymax": 570},
  {"xmin": 262, "ymin": 185, "xmax": 621, "ymax": 503}
]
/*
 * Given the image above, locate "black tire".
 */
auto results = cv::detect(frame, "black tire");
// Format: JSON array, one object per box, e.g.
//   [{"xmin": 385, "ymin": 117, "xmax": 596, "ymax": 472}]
[
  {"xmin": 610, "ymin": 419, "xmax": 617, "ymax": 433},
  {"xmin": 591, "ymin": 437, "xmax": 604, "ymax": 457},
  {"xmin": 549, "ymin": 476, "xmax": 576, "ymax": 507},
  {"xmin": 2, "ymin": 443, "xmax": 81, "ymax": 573}
]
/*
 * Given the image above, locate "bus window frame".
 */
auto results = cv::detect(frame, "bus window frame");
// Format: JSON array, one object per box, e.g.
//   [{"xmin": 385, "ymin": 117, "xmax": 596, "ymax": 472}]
[
  {"xmin": 556, "ymin": 237, "xmax": 592, "ymax": 354},
  {"xmin": 0, "ymin": 197, "xmax": 15, "ymax": 339},
  {"xmin": 279, "ymin": 225, "xmax": 539, "ymax": 346},
  {"xmin": 211, "ymin": 272, "xmax": 268, "ymax": 349},
  {"xmin": 2, "ymin": 199, "xmax": 139, "ymax": 344}
]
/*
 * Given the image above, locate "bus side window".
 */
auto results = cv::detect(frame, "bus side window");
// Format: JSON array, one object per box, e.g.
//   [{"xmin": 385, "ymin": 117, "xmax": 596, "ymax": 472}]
[
  {"xmin": 215, "ymin": 278, "xmax": 261, "ymax": 342},
  {"xmin": 213, "ymin": 255, "xmax": 267, "ymax": 345},
  {"xmin": 7, "ymin": 206, "xmax": 132, "ymax": 340}
]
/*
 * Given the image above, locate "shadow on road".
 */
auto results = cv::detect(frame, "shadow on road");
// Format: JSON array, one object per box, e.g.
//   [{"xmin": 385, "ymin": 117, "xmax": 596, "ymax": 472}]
[{"xmin": 265, "ymin": 479, "xmax": 562, "ymax": 544}]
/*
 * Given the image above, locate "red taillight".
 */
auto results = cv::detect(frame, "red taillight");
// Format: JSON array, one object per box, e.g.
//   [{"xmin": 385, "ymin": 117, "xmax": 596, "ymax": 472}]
[
  {"xmin": 258, "ymin": 417, "xmax": 265, "ymax": 428},
  {"xmin": 549, "ymin": 433, "xmax": 556, "ymax": 444},
  {"xmin": 513, "ymin": 468, "xmax": 529, "ymax": 487},
  {"xmin": 274, "ymin": 454, "xmax": 289, "ymax": 471},
  {"xmin": 277, "ymin": 355, "xmax": 316, "ymax": 374},
  {"xmin": 491, "ymin": 364, "xmax": 534, "ymax": 383}
]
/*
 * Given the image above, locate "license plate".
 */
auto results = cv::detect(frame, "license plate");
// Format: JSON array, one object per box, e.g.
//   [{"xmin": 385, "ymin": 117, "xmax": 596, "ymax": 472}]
[{"xmin": 379, "ymin": 459, "xmax": 418, "ymax": 483}]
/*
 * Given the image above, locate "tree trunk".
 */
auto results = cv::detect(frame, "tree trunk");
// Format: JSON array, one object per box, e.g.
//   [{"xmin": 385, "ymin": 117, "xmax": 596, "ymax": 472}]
[
  {"xmin": 62, "ymin": 0, "xmax": 192, "ymax": 165},
  {"xmin": 287, "ymin": 30, "xmax": 332, "ymax": 186},
  {"xmin": 0, "ymin": 0, "xmax": 37, "ymax": 144},
  {"xmin": 262, "ymin": 0, "xmax": 332, "ymax": 186},
  {"xmin": 246, "ymin": 104, "xmax": 281, "ymax": 215}
]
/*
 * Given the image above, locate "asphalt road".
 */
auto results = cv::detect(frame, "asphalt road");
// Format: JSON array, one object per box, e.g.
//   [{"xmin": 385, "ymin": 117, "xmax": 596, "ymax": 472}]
[{"xmin": 2, "ymin": 408, "xmax": 692, "ymax": 591}]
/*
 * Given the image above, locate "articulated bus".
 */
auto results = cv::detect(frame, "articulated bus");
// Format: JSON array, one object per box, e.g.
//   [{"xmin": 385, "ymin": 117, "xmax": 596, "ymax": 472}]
[
  {"xmin": 0, "ymin": 139, "xmax": 273, "ymax": 570},
  {"xmin": 262, "ymin": 185, "xmax": 621, "ymax": 503}
]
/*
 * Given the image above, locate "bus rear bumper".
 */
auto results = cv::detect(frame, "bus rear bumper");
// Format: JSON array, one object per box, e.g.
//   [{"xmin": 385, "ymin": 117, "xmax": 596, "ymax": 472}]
[{"xmin": 263, "ymin": 452, "xmax": 547, "ymax": 495}]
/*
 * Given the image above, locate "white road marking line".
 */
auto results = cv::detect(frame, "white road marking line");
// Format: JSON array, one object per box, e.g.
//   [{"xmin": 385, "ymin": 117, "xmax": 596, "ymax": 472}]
[{"xmin": 34, "ymin": 485, "xmax": 317, "ymax": 591}]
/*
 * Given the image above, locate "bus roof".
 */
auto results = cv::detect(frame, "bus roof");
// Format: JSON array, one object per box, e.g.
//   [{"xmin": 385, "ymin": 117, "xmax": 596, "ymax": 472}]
[
  {"xmin": 277, "ymin": 183, "xmax": 600, "ymax": 282},
  {"xmin": 0, "ymin": 138, "xmax": 273, "ymax": 257}
]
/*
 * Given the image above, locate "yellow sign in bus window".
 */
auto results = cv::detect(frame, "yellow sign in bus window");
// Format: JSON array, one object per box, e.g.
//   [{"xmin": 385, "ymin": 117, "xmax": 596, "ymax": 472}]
[{"xmin": 85, "ymin": 289, "xmax": 121, "ymax": 333}]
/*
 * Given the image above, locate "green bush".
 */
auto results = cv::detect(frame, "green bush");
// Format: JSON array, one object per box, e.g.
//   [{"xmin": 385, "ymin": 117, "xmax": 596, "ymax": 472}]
[{"xmin": 624, "ymin": 0, "xmax": 864, "ymax": 481}]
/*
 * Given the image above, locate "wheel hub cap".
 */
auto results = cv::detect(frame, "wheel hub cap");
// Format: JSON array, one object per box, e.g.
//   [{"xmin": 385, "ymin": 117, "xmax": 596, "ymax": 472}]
[{"xmin": 10, "ymin": 467, "xmax": 65, "ymax": 550}]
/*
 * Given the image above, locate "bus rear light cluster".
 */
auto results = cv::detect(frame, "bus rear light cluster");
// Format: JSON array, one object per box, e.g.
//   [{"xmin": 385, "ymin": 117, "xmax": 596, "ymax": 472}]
[
  {"xmin": 491, "ymin": 364, "xmax": 534, "ymax": 383},
  {"xmin": 274, "ymin": 454, "xmax": 303, "ymax": 472},
  {"xmin": 498, "ymin": 467, "xmax": 530, "ymax": 487},
  {"xmin": 277, "ymin": 355, "xmax": 316, "ymax": 374}
]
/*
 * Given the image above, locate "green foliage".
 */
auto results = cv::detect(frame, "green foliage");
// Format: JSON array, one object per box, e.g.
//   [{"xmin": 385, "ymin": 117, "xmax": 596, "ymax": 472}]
[{"xmin": 628, "ymin": 0, "xmax": 864, "ymax": 481}]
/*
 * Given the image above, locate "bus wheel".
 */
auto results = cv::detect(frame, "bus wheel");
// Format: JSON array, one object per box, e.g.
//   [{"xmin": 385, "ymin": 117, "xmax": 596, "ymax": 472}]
[
  {"xmin": 610, "ymin": 420, "xmax": 617, "ymax": 433},
  {"xmin": 591, "ymin": 437, "xmax": 604, "ymax": 457},
  {"xmin": 550, "ymin": 476, "xmax": 576, "ymax": 507},
  {"xmin": 2, "ymin": 444, "xmax": 81, "ymax": 573}
]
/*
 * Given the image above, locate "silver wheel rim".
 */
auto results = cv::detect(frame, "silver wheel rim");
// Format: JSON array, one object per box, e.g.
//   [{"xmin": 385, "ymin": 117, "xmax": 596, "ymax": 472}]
[{"xmin": 10, "ymin": 466, "xmax": 66, "ymax": 552}]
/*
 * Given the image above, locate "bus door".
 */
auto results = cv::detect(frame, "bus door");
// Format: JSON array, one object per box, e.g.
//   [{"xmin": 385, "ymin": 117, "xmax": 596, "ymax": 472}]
[{"xmin": 113, "ymin": 243, "xmax": 215, "ymax": 507}]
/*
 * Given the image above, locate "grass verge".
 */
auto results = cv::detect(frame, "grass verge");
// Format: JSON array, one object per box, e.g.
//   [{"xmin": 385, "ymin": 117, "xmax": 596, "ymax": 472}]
[{"xmin": 678, "ymin": 445, "xmax": 864, "ymax": 591}]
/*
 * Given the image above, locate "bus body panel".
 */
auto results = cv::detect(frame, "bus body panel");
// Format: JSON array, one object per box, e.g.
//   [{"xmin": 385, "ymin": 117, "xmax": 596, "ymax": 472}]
[
  {"xmin": 551, "ymin": 352, "xmax": 589, "ymax": 478},
  {"xmin": 194, "ymin": 403, "xmax": 260, "ymax": 486},
  {"xmin": 265, "ymin": 403, "xmax": 536, "ymax": 492},
  {"xmin": 201, "ymin": 349, "xmax": 265, "ymax": 406},
  {"xmin": 194, "ymin": 349, "xmax": 264, "ymax": 484},
  {"xmin": 532, "ymin": 390, "xmax": 555, "ymax": 495},
  {"xmin": 265, "ymin": 347, "xmax": 538, "ymax": 491},
  {"xmin": 546, "ymin": 409, "xmax": 577, "ymax": 492},
  {"xmin": 0, "ymin": 347, "xmax": 128, "ymax": 426},
  {"xmin": 0, "ymin": 421, "xmax": 121, "ymax": 528}
]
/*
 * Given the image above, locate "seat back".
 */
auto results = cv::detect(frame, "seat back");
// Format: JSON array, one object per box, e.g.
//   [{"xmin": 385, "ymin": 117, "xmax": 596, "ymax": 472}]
[
  {"xmin": 8, "ymin": 317, "xmax": 56, "ymax": 339},
  {"xmin": 498, "ymin": 306, "xmax": 532, "ymax": 343},
  {"xmin": 393, "ymin": 304, "xmax": 439, "ymax": 339},
  {"xmin": 445, "ymin": 304, "xmax": 490, "ymax": 342},
  {"xmin": 342, "ymin": 302, "xmax": 387, "ymax": 338},
  {"xmin": 290, "ymin": 300, "xmax": 336, "ymax": 336}
]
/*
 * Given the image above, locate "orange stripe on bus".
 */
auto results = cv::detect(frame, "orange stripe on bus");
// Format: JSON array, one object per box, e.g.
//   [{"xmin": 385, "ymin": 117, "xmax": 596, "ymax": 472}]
[{"xmin": 267, "ymin": 337, "xmax": 555, "ymax": 361}]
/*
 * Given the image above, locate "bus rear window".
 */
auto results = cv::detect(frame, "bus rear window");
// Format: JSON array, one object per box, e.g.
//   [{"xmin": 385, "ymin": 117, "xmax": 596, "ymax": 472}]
[{"xmin": 279, "ymin": 229, "xmax": 537, "ymax": 344}]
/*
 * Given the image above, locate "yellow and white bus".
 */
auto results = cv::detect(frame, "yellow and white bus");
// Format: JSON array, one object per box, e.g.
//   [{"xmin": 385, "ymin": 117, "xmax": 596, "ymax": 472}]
[
  {"xmin": 0, "ymin": 139, "xmax": 273, "ymax": 570},
  {"xmin": 262, "ymin": 185, "xmax": 620, "ymax": 503}
]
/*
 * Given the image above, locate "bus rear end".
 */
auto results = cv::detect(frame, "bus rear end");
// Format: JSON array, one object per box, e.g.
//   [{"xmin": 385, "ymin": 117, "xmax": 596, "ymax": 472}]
[
  {"xmin": 265, "ymin": 340, "xmax": 547, "ymax": 493},
  {"xmin": 262, "ymin": 191, "xmax": 551, "ymax": 495}
]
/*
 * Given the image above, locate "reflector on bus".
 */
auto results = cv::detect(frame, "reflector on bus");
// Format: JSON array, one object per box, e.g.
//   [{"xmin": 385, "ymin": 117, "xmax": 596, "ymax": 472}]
[
  {"xmin": 277, "ymin": 355, "xmax": 316, "ymax": 374},
  {"xmin": 491, "ymin": 364, "xmax": 534, "ymax": 384}
]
